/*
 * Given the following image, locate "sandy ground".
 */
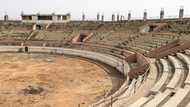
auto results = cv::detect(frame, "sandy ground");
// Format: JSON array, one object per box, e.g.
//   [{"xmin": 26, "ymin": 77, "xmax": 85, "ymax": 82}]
[{"xmin": 0, "ymin": 53, "xmax": 113, "ymax": 107}]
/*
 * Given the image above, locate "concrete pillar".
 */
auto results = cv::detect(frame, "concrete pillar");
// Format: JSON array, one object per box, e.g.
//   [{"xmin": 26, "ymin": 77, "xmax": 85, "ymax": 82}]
[
  {"xmin": 82, "ymin": 13, "xmax": 85, "ymax": 21},
  {"xmin": 120, "ymin": 15, "xmax": 124, "ymax": 21},
  {"xmin": 4, "ymin": 14, "xmax": 8, "ymax": 21},
  {"xmin": 67, "ymin": 13, "xmax": 71, "ymax": 20},
  {"xmin": 117, "ymin": 14, "xmax": 120, "ymax": 21},
  {"xmin": 143, "ymin": 10, "xmax": 147, "ymax": 21},
  {"xmin": 112, "ymin": 14, "xmax": 115, "ymax": 21},
  {"xmin": 160, "ymin": 8, "xmax": 164, "ymax": 21},
  {"xmin": 21, "ymin": 11, "xmax": 24, "ymax": 17},
  {"xmin": 21, "ymin": 42, "xmax": 24, "ymax": 46},
  {"xmin": 122, "ymin": 16, "xmax": 125, "ymax": 21},
  {"xmin": 97, "ymin": 13, "xmax": 100, "ymax": 21},
  {"xmin": 128, "ymin": 12, "xmax": 131, "ymax": 21},
  {"xmin": 179, "ymin": 6, "xmax": 184, "ymax": 20},
  {"xmin": 101, "ymin": 14, "xmax": 104, "ymax": 21},
  {"xmin": 32, "ymin": 16, "xmax": 38, "ymax": 22},
  {"xmin": 33, "ymin": 24, "xmax": 36, "ymax": 30},
  {"xmin": 52, "ymin": 13, "xmax": 57, "ymax": 22}
]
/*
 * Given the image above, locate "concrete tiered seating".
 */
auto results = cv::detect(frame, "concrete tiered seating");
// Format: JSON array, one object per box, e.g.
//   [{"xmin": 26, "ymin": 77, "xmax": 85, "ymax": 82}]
[
  {"xmin": 34, "ymin": 30, "xmax": 73, "ymax": 41},
  {"xmin": 150, "ymin": 59, "xmax": 171, "ymax": 93},
  {"xmin": 1, "ymin": 21, "xmax": 190, "ymax": 107},
  {"xmin": 155, "ymin": 60, "xmax": 163, "ymax": 82},
  {"xmin": 132, "ymin": 58, "xmax": 173, "ymax": 107},
  {"xmin": 144, "ymin": 56, "xmax": 185, "ymax": 106},
  {"xmin": 0, "ymin": 30, "xmax": 31, "ymax": 40},
  {"xmin": 186, "ymin": 101, "xmax": 190, "ymax": 107},
  {"xmin": 177, "ymin": 53, "xmax": 190, "ymax": 85},
  {"xmin": 185, "ymin": 49, "xmax": 190, "ymax": 55},
  {"xmin": 167, "ymin": 55, "xmax": 185, "ymax": 89},
  {"xmin": 143, "ymin": 89, "xmax": 173, "ymax": 107},
  {"xmin": 173, "ymin": 52, "xmax": 190, "ymax": 107},
  {"xmin": 129, "ymin": 46, "xmax": 149, "ymax": 54},
  {"xmin": 121, "ymin": 34, "xmax": 178, "ymax": 54},
  {"xmin": 129, "ymin": 54, "xmax": 188, "ymax": 107},
  {"xmin": 162, "ymin": 88, "xmax": 190, "ymax": 107},
  {"xmin": 88, "ymin": 31, "xmax": 137, "ymax": 46},
  {"xmin": 128, "ymin": 97, "xmax": 151, "ymax": 107},
  {"xmin": 112, "ymin": 59, "xmax": 157, "ymax": 106}
]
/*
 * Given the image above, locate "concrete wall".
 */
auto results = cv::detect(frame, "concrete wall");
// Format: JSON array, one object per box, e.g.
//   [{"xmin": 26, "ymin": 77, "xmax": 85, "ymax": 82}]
[
  {"xmin": 0, "ymin": 46, "xmax": 130, "ymax": 77},
  {"xmin": 22, "ymin": 15, "xmax": 71, "ymax": 24},
  {"xmin": 0, "ymin": 46, "xmax": 23, "ymax": 52},
  {"xmin": 28, "ymin": 46, "xmax": 130, "ymax": 76}
]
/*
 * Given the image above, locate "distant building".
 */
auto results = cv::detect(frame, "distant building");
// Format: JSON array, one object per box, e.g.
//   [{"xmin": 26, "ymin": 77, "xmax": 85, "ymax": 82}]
[{"xmin": 21, "ymin": 13, "xmax": 71, "ymax": 23}]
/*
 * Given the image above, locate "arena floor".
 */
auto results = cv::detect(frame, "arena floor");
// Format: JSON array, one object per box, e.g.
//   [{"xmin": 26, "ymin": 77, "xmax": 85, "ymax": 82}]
[{"xmin": 0, "ymin": 53, "xmax": 113, "ymax": 107}]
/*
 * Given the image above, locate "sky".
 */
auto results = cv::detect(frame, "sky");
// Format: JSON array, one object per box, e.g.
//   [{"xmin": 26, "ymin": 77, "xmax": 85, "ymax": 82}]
[{"xmin": 0, "ymin": 0, "xmax": 190, "ymax": 20}]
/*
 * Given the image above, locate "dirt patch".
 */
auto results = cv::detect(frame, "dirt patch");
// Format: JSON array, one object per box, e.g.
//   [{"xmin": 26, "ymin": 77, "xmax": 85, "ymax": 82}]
[{"xmin": 0, "ymin": 53, "xmax": 112, "ymax": 107}]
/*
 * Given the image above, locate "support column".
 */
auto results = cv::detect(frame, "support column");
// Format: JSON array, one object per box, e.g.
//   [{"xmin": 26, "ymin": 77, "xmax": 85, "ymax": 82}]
[
  {"xmin": 120, "ymin": 15, "xmax": 125, "ymax": 21},
  {"xmin": 67, "ymin": 13, "xmax": 71, "ymax": 21},
  {"xmin": 128, "ymin": 11, "xmax": 131, "ymax": 21},
  {"xmin": 101, "ymin": 14, "xmax": 104, "ymax": 21},
  {"xmin": 143, "ymin": 10, "xmax": 147, "ymax": 21},
  {"xmin": 82, "ymin": 13, "xmax": 85, "ymax": 21},
  {"xmin": 52, "ymin": 13, "xmax": 57, "ymax": 22},
  {"xmin": 117, "ymin": 14, "xmax": 120, "ymax": 21},
  {"xmin": 179, "ymin": 6, "xmax": 184, "ymax": 20},
  {"xmin": 120, "ymin": 15, "xmax": 123, "ymax": 21},
  {"xmin": 97, "ymin": 12, "xmax": 100, "ymax": 21},
  {"xmin": 112, "ymin": 14, "xmax": 115, "ymax": 22},
  {"xmin": 160, "ymin": 8, "xmax": 164, "ymax": 21},
  {"xmin": 4, "ymin": 14, "xmax": 8, "ymax": 21}
]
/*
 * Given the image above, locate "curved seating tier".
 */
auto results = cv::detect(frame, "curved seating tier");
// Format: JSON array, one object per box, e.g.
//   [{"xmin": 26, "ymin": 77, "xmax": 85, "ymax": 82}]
[
  {"xmin": 113, "ymin": 59, "xmax": 157, "ymax": 106},
  {"xmin": 129, "ymin": 50, "xmax": 190, "ymax": 107},
  {"xmin": 166, "ymin": 55, "xmax": 184, "ymax": 89},
  {"xmin": 150, "ymin": 59, "xmax": 171, "ymax": 93}
]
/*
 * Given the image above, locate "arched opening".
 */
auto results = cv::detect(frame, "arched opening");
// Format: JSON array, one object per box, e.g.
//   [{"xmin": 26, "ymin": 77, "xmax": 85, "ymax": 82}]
[
  {"xmin": 25, "ymin": 46, "xmax": 28, "ymax": 53},
  {"xmin": 36, "ymin": 24, "xmax": 43, "ymax": 30},
  {"xmin": 72, "ymin": 32, "xmax": 93, "ymax": 44},
  {"xmin": 78, "ymin": 34, "xmax": 88, "ymax": 42},
  {"xmin": 149, "ymin": 25, "xmax": 157, "ymax": 32}
]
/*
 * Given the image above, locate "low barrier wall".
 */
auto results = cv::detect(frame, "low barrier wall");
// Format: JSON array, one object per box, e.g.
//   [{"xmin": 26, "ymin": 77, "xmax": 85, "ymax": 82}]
[
  {"xmin": 0, "ymin": 46, "xmax": 23, "ymax": 52},
  {"xmin": 0, "ymin": 43, "xmax": 151, "ymax": 107},
  {"xmin": 28, "ymin": 46, "xmax": 130, "ymax": 76},
  {"xmin": 0, "ymin": 45, "xmax": 129, "ymax": 76},
  {"xmin": 0, "ymin": 41, "xmax": 150, "ymax": 79},
  {"xmin": 0, "ymin": 45, "xmax": 132, "ymax": 107}
]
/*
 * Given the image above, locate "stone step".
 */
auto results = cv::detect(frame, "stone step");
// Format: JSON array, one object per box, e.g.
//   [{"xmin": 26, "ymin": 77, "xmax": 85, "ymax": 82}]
[
  {"xmin": 162, "ymin": 88, "xmax": 190, "ymax": 107},
  {"xmin": 151, "ymin": 59, "xmax": 171, "ymax": 93},
  {"xmin": 143, "ymin": 89, "xmax": 172, "ymax": 107},
  {"xmin": 167, "ymin": 56, "xmax": 185, "ymax": 89},
  {"xmin": 177, "ymin": 53, "xmax": 190, "ymax": 85}
]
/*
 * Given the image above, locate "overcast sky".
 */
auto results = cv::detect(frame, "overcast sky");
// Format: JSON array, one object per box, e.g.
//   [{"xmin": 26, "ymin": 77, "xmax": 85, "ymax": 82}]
[{"xmin": 0, "ymin": 0, "xmax": 190, "ymax": 20}]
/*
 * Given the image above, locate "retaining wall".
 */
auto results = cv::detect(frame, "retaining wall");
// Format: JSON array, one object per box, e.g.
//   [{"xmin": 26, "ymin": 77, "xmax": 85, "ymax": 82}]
[
  {"xmin": 28, "ymin": 46, "xmax": 130, "ymax": 76},
  {"xmin": 0, "ymin": 45, "xmax": 131, "ymax": 107}
]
